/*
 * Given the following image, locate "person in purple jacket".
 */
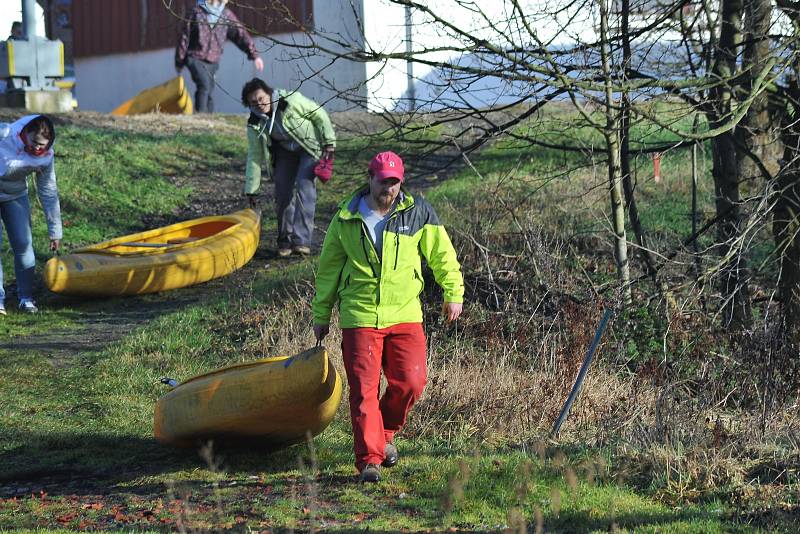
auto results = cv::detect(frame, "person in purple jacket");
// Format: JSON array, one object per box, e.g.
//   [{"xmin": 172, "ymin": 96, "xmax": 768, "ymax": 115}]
[{"xmin": 175, "ymin": 0, "xmax": 264, "ymax": 113}]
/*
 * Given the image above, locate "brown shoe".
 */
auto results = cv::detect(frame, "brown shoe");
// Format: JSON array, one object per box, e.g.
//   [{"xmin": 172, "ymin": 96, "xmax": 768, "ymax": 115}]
[
  {"xmin": 277, "ymin": 248, "xmax": 292, "ymax": 258},
  {"xmin": 293, "ymin": 245, "xmax": 311, "ymax": 256}
]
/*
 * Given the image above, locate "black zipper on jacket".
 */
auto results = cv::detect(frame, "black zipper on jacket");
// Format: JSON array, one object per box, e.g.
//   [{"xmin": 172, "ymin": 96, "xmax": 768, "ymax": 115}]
[
  {"xmin": 360, "ymin": 228, "xmax": 380, "ymax": 305},
  {"xmin": 393, "ymin": 210, "xmax": 404, "ymax": 270},
  {"xmin": 360, "ymin": 226, "xmax": 378, "ymax": 278}
]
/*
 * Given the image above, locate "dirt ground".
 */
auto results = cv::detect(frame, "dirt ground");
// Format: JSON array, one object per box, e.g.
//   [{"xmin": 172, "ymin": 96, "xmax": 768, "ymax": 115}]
[
  {"xmin": 0, "ymin": 110, "xmax": 259, "ymax": 364},
  {"xmin": 0, "ymin": 110, "xmax": 308, "ymax": 512},
  {"xmin": 0, "ymin": 107, "xmax": 473, "ymax": 382},
  {"xmin": 0, "ymin": 104, "xmax": 483, "ymax": 363},
  {"xmin": 0, "ymin": 108, "xmax": 479, "ymax": 518}
]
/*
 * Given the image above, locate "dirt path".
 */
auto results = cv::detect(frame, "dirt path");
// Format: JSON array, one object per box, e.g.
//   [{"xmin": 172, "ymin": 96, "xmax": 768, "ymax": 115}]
[
  {"xmin": 1, "ymin": 292, "xmax": 203, "ymax": 364},
  {"xmin": 0, "ymin": 111, "xmax": 249, "ymax": 365},
  {"xmin": 2, "ymin": 109, "xmax": 477, "ymax": 366},
  {"xmin": 0, "ymin": 109, "xmax": 483, "ymax": 518}
]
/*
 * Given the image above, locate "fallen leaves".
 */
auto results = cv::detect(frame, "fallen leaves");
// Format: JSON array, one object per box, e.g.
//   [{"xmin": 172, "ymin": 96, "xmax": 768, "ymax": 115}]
[
  {"xmin": 55, "ymin": 512, "xmax": 77, "ymax": 524},
  {"xmin": 0, "ymin": 481, "xmax": 293, "ymax": 530}
]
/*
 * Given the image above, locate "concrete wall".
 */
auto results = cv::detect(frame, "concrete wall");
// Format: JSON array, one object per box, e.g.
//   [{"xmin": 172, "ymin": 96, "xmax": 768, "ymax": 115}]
[{"xmin": 74, "ymin": 0, "xmax": 366, "ymax": 113}]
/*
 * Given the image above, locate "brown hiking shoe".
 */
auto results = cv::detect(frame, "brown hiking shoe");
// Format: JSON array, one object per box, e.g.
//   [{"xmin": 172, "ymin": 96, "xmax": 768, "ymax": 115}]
[
  {"xmin": 293, "ymin": 245, "xmax": 312, "ymax": 256},
  {"xmin": 359, "ymin": 463, "xmax": 381, "ymax": 483},
  {"xmin": 382, "ymin": 443, "xmax": 398, "ymax": 468},
  {"xmin": 277, "ymin": 248, "xmax": 292, "ymax": 258}
]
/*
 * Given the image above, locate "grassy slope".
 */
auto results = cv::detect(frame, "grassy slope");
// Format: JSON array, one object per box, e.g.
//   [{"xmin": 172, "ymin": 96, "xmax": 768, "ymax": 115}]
[{"xmin": 0, "ymin": 113, "xmax": 789, "ymax": 532}]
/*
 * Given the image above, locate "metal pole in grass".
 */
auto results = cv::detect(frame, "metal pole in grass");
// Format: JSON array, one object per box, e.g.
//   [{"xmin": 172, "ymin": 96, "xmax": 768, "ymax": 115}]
[{"xmin": 550, "ymin": 308, "xmax": 614, "ymax": 439}]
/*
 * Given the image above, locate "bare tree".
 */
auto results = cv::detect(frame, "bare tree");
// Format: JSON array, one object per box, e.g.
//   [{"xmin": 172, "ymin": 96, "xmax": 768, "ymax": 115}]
[
  {"xmin": 775, "ymin": 0, "xmax": 800, "ymax": 338},
  {"xmin": 599, "ymin": 0, "xmax": 632, "ymax": 303},
  {"xmin": 219, "ymin": 0, "xmax": 800, "ymax": 324}
]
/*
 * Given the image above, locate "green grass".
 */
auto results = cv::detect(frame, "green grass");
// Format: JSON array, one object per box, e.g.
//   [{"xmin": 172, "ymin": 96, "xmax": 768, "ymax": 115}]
[
  {"xmin": 0, "ymin": 124, "xmax": 245, "ymax": 329},
  {"xmin": 2, "ymin": 126, "xmax": 204, "ymax": 302},
  {"xmin": 0, "ymin": 111, "xmax": 793, "ymax": 532},
  {"xmin": 0, "ymin": 307, "xmax": 73, "ymax": 338},
  {"xmin": 35, "ymin": 126, "xmax": 211, "ymax": 246}
]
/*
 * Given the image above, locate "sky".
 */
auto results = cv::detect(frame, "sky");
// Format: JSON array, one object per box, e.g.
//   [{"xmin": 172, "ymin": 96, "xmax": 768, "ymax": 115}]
[{"xmin": 0, "ymin": 1, "xmax": 47, "ymax": 40}]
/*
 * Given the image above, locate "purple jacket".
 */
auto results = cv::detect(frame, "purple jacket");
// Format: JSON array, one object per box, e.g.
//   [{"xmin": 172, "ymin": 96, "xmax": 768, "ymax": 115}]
[{"xmin": 175, "ymin": 6, "xmax": 258, "ymax": 68}]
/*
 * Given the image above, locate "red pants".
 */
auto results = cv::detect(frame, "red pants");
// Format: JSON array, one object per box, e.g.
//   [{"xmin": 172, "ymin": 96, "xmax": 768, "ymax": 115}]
[{"xmin": 341, "ymin": 323, "xmax": 427, "ymax": 470}]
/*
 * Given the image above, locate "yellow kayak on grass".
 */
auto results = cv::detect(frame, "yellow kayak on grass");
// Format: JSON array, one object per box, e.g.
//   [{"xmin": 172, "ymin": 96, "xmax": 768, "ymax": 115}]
[
  {"xmin": 111, "ymin": 76, "xmax": 193, "ymax": 116},
  {"xmin": 44, "ymin": 209, "xmax": 260, "ymax": 297},
  {"xmin": 153, "ymin": 347, "xmax": 343, "ymax": 448}
]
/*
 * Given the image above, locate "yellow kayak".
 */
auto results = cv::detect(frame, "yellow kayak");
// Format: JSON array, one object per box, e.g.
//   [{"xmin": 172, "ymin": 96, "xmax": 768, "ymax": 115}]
[
  {"xmin": 44, "ymin": 209, "xmax": 260, "ymax": 296},
  {"xmin": 153, "ymin": 347, "xmax": 343, "ymax": 448},
  {"xmin": 111, "ymin": 76, "xmax": 193, "ymax": 116}
]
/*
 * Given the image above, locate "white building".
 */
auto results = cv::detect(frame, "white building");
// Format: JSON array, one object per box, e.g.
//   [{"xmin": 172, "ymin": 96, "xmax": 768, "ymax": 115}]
[{"xmin": 63, "ymin": 0, "xmax": 665, "ymax": 114}]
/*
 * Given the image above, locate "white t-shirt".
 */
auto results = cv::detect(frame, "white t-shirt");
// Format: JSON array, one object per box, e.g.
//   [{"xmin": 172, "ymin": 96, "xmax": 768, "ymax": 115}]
[{"xmin": 358, "ymin": 196, "xmax": 395, "ymax": 259}]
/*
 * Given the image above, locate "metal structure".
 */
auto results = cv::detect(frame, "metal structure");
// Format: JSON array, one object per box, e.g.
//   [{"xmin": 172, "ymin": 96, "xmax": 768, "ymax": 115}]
[
  {"xmin": 550, "ymin": 308, "xmax": 614, "ymax": 439},
  {"xmin": 0, "ymin": 0, "xmax": 70, "ymax": 112}
]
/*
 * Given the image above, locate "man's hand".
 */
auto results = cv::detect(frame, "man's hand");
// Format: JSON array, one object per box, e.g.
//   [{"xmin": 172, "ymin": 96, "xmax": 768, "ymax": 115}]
[
  {"xmin": 442, "ymin": 302, "xmax": 463, "ymax": 322},
  {"xmin": 314, "ymin": 324, "xmax": 330, "ymax": 343},
  {"xmin": 253, "ymin": 57, "xmax": 264, "ymax": 71},
  {"xmin": 322, "ymin": 145, "xmax": 335, "ymax": 160},
  {"xmin": 50, "ymin": 239, "xmax": 60, "ymax": 252}
]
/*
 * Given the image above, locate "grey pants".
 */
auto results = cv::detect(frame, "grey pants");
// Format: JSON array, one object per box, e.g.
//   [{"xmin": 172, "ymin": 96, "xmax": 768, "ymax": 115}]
[
  {"xmin": 273, "ymin": 146, "xmax": 318, "ymax": 248},
  {"xmin": 186, "ymin": 57, "xmax": 219, "ymax": 113}
]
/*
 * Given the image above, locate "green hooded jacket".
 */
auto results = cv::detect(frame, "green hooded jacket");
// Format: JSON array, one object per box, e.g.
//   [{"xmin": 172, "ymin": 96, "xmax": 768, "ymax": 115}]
[
  {"xmin": 244, "ymin": 89, "xmax": 336, "ymax": 195},
  {"xmin": 312, "ymin": 185, "xmax": 464, "ymax": 329}
]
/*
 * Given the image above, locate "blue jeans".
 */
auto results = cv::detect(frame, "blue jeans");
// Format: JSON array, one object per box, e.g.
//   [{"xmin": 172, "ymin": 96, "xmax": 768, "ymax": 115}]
[{"xmin": 0, "ymin": 194, "xmax": 36, "ymax": 303}]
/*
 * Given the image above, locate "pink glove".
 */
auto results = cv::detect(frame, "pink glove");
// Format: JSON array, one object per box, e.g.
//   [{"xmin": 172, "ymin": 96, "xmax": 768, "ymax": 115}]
[{"xmin": 314, "ymin": 156, "xmax": 334, "ymax": 183}]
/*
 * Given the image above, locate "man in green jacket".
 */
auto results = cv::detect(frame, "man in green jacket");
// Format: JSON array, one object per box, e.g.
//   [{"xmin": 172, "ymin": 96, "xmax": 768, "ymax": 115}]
[
  {"xmin": 241, "ymin": 78, "xmax": 335, "ymax": 257},
  {"xmin": 312, "ymin": 151, "xmax": 464, "ymax": 483}
]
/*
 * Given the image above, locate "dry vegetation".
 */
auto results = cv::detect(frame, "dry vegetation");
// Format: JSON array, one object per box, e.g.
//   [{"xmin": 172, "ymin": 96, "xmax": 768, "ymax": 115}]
[
  {"xmin": 1, "ymin": 106, "xmax": 795, "ymax": 529},
  {"xmin": 210, "ymin": 149, "xmax": 798, "ymax": 518}
]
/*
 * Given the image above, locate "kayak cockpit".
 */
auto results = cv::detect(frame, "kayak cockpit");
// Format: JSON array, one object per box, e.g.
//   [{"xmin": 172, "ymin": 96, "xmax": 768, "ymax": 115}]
[{"xmin": 79, "ymin": 219, "xmax": 240, "ymax": 255}]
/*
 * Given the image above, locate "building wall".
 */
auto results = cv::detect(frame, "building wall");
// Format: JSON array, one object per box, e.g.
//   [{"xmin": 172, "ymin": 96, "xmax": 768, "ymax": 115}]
[
  {"xmin": 361, "ymin": 1, "xmax": 408, "ymax": 112},
  {"xmin": 71, "ymin": 0, "xmax": 313, "ymax": 58},
  {"xmin": 72, "ymin": 0, "xmax": 600, "ymax": 114},
  {"xmin": 73, "ymin": 0, "xmax": 365, "ymax": 113}
]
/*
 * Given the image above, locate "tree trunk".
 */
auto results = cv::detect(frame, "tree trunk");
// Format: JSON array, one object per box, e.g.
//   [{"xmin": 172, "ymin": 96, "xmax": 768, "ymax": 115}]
[
  {"xmin": 620, "ymin": 0, "xmax": 657, "ymax": 280},
  {"xmin": 774, "ymin": 168, "xmax": 800, "ymax": 337},
  {"xmin": 738, "ymin": 0, "xmax": 773, "ymax": 187},
  {"xmin": 600, "ymin": 0, "xmax": 631, "ymax": 304},
  {"xmin": 712, "ymin": 132, "xmax": 752, "ymax": 326},
  {"xmin": 709, "ymin": 0, "xmax": 751, "ymax": 327},
  {"xmin": 775, "ymin": 77, "xmax": 800, "ymax": 339},
  {"xmin": 775, "ymin": 6, "xmax": 800, "ymax": 337}
]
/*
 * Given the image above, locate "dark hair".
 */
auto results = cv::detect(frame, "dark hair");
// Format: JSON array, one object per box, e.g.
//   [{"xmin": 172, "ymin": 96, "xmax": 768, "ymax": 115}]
[
  {"xmin": 241, "ymin": 78, "xmax": 273, "ymax": 106},
  {"xmin": 23, "ymin": 115, "xmax": 55, "ymax": 142}
]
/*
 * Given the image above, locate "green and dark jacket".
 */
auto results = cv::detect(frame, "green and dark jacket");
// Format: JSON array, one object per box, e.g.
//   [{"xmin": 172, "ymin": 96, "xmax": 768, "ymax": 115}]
[
  {"xmin": 312, "ymin": 185, "xmax": 464, "ymax": 329},
  {"xmin": 244, "ymin": 89, "xmax": 336, "ymax": 195}
]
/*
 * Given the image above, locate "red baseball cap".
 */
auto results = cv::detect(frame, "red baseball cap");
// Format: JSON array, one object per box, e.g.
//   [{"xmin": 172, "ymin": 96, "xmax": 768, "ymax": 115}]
[{"xmin": 368, "ymin": 151, "xmax": 404, "ymax": 181}]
